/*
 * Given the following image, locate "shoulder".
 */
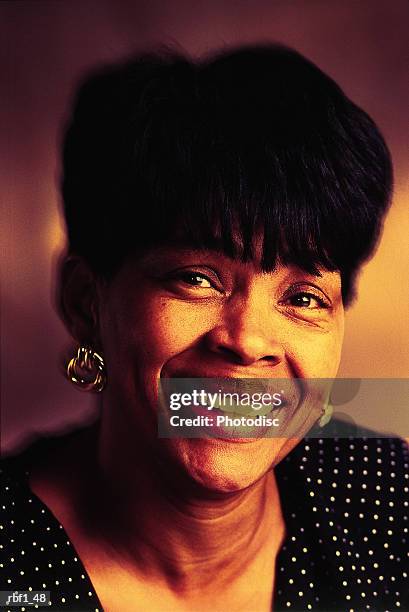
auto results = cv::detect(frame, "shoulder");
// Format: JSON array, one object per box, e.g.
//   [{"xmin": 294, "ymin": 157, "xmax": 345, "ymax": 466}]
[
  {"xmin": 275, "ymin": 427, "xmax": 408, "ymax": 608},
  {"xmin": 1, "ymin": 422, "xmax": 101, "ymax": 552},
  {"xmin": 277, "ymin": 423, "xmax": 409, "ymax": 557},
  {"xmin": 278, "ymin": 419, "xmax": 408, "ymax": 475},
  {"xmin": 280, "ymin": 423, "xmax": 409, "ymax": 501},
  {"xmin": 0, "ymin": 438, "xmax": 74, "ymax": 549},
  {"xmin": 1, "ymin": 431, "xmax": 102, "ymax": 610},
  {"xmin": 0, "ymin": 455, "xmax": 77, "ymax": 589}
]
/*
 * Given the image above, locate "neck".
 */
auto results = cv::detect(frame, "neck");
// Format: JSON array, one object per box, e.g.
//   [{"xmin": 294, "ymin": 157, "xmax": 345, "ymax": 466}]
[{"xmin": 81, "ymin": 413, "xmax": 285, "ymax": 594}]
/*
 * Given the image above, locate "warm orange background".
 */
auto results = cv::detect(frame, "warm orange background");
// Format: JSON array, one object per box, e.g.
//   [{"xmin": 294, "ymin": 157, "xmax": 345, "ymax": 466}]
[{"xmin": 2, "ymin": 0, "xmax": 408, "ymax": 452}]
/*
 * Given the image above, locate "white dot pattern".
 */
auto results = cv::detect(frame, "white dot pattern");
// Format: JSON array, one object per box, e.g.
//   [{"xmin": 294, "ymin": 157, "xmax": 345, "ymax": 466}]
[
  {"xmin": 1, "ymin": 432, "xmax": 408, "ymax": 610},
  {"xmin": 274, "ymin": 435, "xmax": 409, "ymax": 610},
  {"xmin": 0, "ymin": 463, "xmax": 102, "ymax": 611}
]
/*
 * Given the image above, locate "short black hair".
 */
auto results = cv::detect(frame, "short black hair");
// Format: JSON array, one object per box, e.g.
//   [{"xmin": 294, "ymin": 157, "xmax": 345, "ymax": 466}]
[{"xmin": 61, "ymin": 44, "xmax": 393, "ymax": 304}]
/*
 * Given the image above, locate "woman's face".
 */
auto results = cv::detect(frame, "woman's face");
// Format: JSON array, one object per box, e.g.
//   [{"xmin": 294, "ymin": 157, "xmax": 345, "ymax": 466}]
[{"xmin": 96, "ymin": 244, "xmax": 345, "ymax": 492}]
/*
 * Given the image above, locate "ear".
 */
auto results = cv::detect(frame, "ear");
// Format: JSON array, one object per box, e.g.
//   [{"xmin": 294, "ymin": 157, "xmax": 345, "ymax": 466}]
[{"xmin": 58, "ymin": 255, "xmax": 101, "ymax": 347}]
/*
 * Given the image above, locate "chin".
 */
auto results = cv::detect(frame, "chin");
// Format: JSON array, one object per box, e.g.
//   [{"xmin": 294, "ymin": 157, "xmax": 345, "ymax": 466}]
[{"xmin": 164, "ymin": 437, "xmax": 285, "ymax": 494}]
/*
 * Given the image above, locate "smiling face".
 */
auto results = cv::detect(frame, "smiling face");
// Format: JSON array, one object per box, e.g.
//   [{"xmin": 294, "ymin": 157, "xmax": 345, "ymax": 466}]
[{"xmin": 93, "ymin": 244, "xmax": 344, "ymax": 493}]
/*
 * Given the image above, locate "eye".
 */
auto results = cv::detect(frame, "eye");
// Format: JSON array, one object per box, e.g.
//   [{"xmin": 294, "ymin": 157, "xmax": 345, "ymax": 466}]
[
  {"xmin": 285, "ymin": 292, "xmax": 328, "ymax": 309},
  {"xmin": 279, "ymin": 283, "xmax": 331, "ymax": 314},
  {"xmin": 164, "ymin": 268, "xmax": 224, "ymax": 297},
  {"xmin": 178, "ymin": 272, "xmax": 213, "ymax": 288}
]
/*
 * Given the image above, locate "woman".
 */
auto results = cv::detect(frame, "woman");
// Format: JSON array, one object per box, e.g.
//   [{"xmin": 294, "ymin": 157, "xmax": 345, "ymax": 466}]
[{"xmin": 2, "ymin": 45, "xmax": 408, "ymax": 611}]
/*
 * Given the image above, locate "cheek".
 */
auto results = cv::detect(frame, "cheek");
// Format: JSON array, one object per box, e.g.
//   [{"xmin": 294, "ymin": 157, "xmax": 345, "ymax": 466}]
[
  {"xmin": 285, "ymin": 317, "xmax": 345, "ymax": 378},
  {"xmin": 109, "ymin": 295, "xmax": 219, "ymax": 372}
]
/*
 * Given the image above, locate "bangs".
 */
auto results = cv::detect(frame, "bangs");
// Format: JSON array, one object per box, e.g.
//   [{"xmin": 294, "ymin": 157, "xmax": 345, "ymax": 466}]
[{"xmin": 127, "ymin": 99, "xmax": 362, "ymax": 280}]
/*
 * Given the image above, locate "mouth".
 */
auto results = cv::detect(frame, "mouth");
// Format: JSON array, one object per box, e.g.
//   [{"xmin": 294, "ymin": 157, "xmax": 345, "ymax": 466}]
[
  {"xmin": 157, "ymin": 368, "xmax": 332, "ymax": 444},
  {"xmin": 157, "ymin": 373, "xmax": 303, "ymax": 441}
]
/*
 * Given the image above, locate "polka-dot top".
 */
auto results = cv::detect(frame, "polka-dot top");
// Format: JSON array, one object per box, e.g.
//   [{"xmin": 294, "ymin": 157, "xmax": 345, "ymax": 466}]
[{"xmin": 1, "ymin": 429, "xmax": 408, "ymax": 611}]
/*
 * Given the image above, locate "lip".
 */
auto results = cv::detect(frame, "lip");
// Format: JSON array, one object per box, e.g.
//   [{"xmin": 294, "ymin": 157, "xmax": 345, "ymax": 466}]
[
  {"xmin": 160, "ymin": 372, "xmax": 294, "ymax": 402},
  {"xmin": 159, "ymin": 381, "xmax": 288, "ymax": 441}
]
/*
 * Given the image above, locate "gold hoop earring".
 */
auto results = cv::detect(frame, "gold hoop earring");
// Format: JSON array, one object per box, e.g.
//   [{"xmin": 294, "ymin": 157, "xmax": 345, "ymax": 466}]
[
  {"xmin": 318, "ymin": 401, "xmax": 333, "ymax": 427},
  {"xmin": 66, "ymin": 346, "xmax": 106, "ymax": 392}
]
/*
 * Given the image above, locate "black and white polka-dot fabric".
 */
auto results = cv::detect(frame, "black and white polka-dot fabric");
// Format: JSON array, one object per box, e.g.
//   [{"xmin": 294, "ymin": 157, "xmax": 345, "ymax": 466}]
[
  {"xmin": 0, "ymin": 462, "xmax": 102, "ymax": 611},
  {"xmin": 1, "ymin": 428, "xmax": 408, "ymax": 611},
  {"xmin": 274, "ymin": 435, "xmax": 409, "ymax": 611}
]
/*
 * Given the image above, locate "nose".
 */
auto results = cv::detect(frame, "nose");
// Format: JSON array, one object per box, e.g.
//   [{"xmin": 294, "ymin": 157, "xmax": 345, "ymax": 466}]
[{"xmin": 203, "ymin": 295, "xmax": 285, "ymax": 367}]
